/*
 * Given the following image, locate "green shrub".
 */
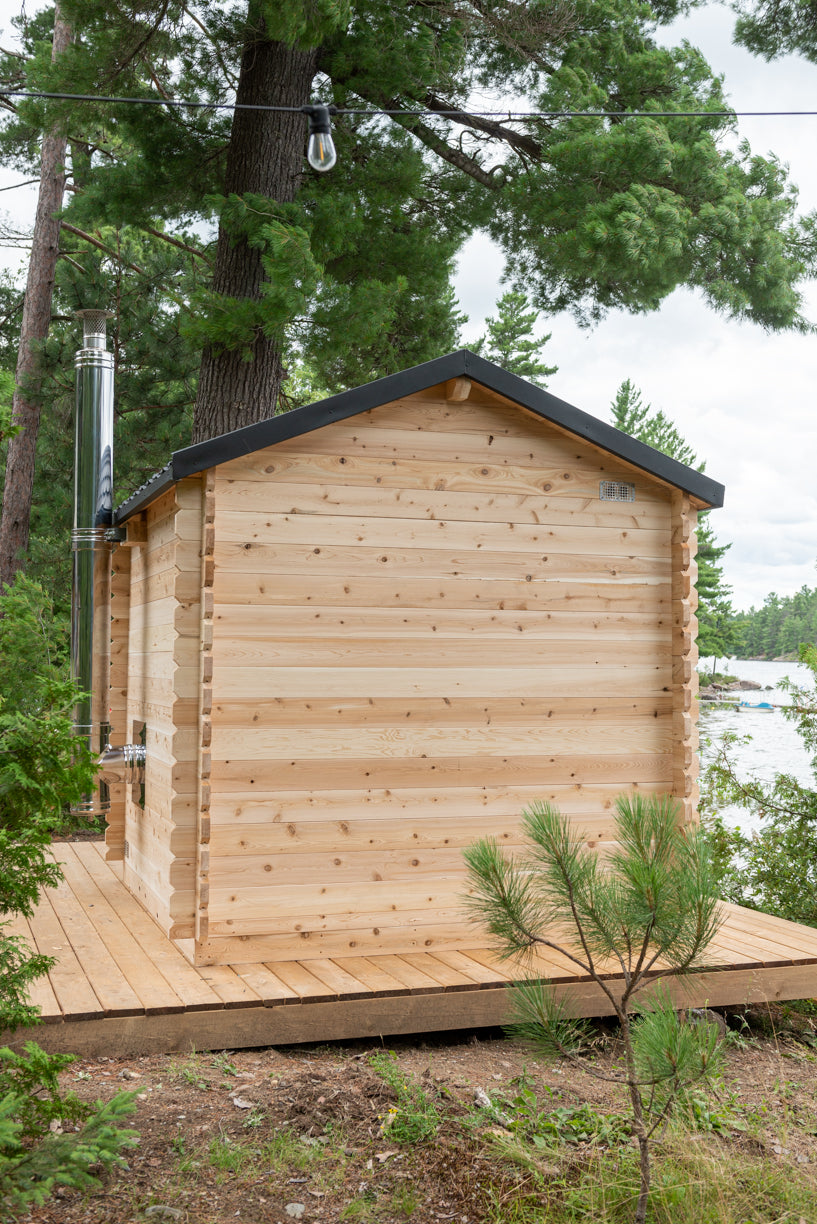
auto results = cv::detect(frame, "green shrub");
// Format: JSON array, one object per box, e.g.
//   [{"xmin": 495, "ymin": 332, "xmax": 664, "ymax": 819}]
[{"xmin": 0, "ymin": 575, "xmax": 138, "ymax": 1217}]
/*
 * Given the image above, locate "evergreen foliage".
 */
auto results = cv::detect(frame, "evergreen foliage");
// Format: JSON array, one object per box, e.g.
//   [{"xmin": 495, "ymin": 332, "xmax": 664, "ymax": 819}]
[
  {"xmin": 0, "ymin": 576, "xmax": 139, "ymax": 1219},
  {"xmin": 464, "ymin": 792, "xmax": 724, "ymax": 1224},
  {"xmin": 0, "ymin": 0, "xmax": 812, "ymax": 420},
  {"xmin": 0, "ymin": 573, "xmax": 97, "ymax": 1027},
  {"xmin": 732, "ymin": 0, "xmax": 817, "ymax": 63},
  {"xmin": 473, "ymin": 289, "xmax": 557, "ymax": 385},
  {"xmin": 610, "ymin": 379, "xmax": 739, "ymax": 660},
  {"xmin": 0, "ymin": 1087, "xmax": 138, "ymax": 1219},
  {"xmin": 703, "ymin": 643, "xmax": 817, "ymax": 926},
  {"xmin": 1, "ymin": 0, "xmax": 816, "ymax": 581},
  {"xmin": 728, "ymin": 583, "xmax": 817, "ymax": 658}
]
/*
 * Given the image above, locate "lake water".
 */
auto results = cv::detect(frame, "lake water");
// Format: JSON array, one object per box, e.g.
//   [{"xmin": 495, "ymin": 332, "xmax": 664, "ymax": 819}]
[{"xmin": 698, "ymin": 657, "xmax": 814, "ymax": 834}]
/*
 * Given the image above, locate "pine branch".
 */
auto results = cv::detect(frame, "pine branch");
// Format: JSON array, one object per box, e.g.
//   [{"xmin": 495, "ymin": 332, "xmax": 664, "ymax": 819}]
[
  {"xmin": 422, "ymin": 92, "xmax": 544, "ymax": 158},
  {"xmin": 98, "ymin": 0, "xmax": 171, "ymax": 87},
  {"xmin": 385, "ymin": 102, "xmax": 501, "ymax": 189},
  {"xmin": 60, "ymin": 222, "xmax": 146, "ymax": 277},
  {"xmin": 57, "ymin": 253, "xmax": 86, "ymax": 274},
  {"xmin": 145, "ymin": 227, "xmax": 212, "ymax": 267},
  {"xmin": 59, "ymin": 223, "xmax": 192, "ymax": 312},
  {"xmin": 181, "ymin": 3, "xmax": 239, "ymax": 91}
]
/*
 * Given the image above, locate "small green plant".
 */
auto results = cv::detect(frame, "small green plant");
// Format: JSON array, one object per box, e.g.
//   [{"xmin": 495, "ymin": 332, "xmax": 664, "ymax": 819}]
[
  {"xmin": 369, "ymin": 1051, "xmax": 441, "ymax": 1144},
  {"xmin": 0, "ymin": 1088, "xmax": 138, "ymax": 1217},
  {"xmin": 264, "ymin": 1127, "xmax": 325, "ymax": 1173},
  {"xmin": 242, "ymin": 1106, "xmax": 267, "ymax": 1129},
  {"xmin": 340, "ymin": 1187, "xmax": 378, "ymax": 1220},
  {"xmin": 506, "ymin": 1086, "xmax": 629, "ymax": 1150},
  {"xmin": 682, "ymin": 1087, "xmax": 746, "ymax": 1136},
  {"xmin": 210, "ymin": 1052, "xmax": 238, "ymax": 1076},
  {"xmin": 465, "ymin": 793, "xmax": 725, "ymax": 1224},
  {"xmin": 208, "ymin": 1133, "xmax": 260, "ymax": 1176},
  {"xmin": 169, "ymin": 1053, "xmax": 208, "ymax": 1091},
  {"xmin": 389, "ymin": 1182, "xmax": 421, "ymax": 1217}
]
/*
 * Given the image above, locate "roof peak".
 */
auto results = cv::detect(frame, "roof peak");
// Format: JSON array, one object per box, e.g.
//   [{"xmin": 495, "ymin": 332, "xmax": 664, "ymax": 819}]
[{"xmin": 115, "ymin": 349, "xmax": 724, "ymax": 522}]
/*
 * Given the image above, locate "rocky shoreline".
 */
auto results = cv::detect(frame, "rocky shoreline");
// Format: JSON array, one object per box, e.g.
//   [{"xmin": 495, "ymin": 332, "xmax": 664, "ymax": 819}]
[{"xmin": 699, "ymin": 678, "xmax": 769, "ymax": 701}]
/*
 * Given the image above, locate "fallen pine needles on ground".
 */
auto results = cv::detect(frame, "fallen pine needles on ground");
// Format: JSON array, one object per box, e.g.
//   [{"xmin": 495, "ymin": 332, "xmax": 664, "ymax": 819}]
[{"xmin": 16, "ymin": 1008, "xmax": 817, "ymax": 1224}]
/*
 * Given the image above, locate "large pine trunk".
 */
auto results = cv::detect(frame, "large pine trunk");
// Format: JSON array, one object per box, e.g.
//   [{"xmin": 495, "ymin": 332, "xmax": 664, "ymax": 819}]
[
  {"xmin": 192, "ymin": 14, "xmax": 317, "ymax": 443},
  {"xmin": 0, "ymin": 7, "xmax": 71, "ymax": 589}
]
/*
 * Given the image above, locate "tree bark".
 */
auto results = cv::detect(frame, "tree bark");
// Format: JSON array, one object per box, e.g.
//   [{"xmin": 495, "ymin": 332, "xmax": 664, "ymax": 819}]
[
  {"xmin": 192, "ymin": 6, "xmax": 317, "ymax": 443},
  {"xmin": 0, "ymin": 6, "xmax": 71, "ymax": 589}
]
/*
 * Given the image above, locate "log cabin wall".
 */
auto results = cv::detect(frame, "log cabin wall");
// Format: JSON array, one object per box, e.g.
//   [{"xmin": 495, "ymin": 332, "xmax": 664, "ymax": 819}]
[
  {"xmin": 105, "ymin": 544, "xmax": 131, "ymax": 861},
  {"xmin": 671, "ymin": 491, "xmax": 701, "ymax": 825},
  {"xmin": 195, "ymin": 379, "xmax": 687, "ymax": 966},
  {"xmin": 118, "ymin": 480, "xmax": 203, "ymax": 940}
]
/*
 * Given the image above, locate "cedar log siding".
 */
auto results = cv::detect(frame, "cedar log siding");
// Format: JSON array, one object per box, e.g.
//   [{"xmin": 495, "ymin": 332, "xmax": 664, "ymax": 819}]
[
  {"xmin": 195, "ymin": 380, "xmax": 694, "ymax": 966},
  {"xmin": 120, "ymin": 481, "xmax": 203, "ymax": 939}
]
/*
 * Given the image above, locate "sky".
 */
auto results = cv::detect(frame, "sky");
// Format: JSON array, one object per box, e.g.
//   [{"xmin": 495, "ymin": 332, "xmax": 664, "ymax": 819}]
[{"xmin": 0, "ymin": 3, "xmax": 814, "ymax": 612}]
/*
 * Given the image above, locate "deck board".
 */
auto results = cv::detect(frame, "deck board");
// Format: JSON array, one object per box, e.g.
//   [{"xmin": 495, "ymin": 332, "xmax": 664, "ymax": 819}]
[
  {"xmin": 56, "ymin": 844, "xmax": 185, "ymax": 1015},
  {"xmin": 5, "ymin": 841, "xmax": 817, "ymax": 1057}
]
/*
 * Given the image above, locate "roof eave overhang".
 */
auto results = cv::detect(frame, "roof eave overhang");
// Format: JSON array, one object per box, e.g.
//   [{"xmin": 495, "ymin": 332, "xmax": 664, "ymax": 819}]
[{"xmin": 114, "ymin": 350, "xmax": 724, "ymax": 523}]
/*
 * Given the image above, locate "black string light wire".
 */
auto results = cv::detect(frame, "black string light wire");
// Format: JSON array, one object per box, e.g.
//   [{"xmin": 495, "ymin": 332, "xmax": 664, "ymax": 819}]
[
  {"xmin": 2, "ymin": 87, "xmax": 816, "ymax": 117},
  {"xmin": 3, "ymin": 87, "xmax": 816, "ymax": 172}
]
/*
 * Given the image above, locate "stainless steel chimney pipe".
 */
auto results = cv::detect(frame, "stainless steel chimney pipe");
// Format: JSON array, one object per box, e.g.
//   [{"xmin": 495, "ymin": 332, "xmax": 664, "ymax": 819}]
[{"xmin": 71, "ymin": 310, "xmax": 144, "ymax": 815}]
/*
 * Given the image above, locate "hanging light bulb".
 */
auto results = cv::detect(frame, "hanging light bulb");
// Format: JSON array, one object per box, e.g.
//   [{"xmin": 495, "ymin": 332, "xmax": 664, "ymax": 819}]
[{"xmin": 303, "ymin": 104, "xmax": 337, "ymax": 172}]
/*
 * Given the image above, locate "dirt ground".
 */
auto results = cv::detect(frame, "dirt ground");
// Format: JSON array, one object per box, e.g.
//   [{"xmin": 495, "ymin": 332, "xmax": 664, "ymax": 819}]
[{"xmin": 17, "ymin": 1003, "xmax": 817, "ymax": 1224}]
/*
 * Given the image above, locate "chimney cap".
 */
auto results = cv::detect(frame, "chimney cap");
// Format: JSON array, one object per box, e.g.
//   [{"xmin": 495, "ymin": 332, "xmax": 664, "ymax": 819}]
[{"xmin": 76, "ymin": 309, "xmax": 114, "ymax": 348}]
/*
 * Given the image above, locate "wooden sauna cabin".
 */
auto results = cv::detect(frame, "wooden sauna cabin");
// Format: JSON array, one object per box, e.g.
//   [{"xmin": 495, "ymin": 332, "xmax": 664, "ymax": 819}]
[{"xmin": 105, "ymin": 350, "xmax": 723, "ymax": 970}]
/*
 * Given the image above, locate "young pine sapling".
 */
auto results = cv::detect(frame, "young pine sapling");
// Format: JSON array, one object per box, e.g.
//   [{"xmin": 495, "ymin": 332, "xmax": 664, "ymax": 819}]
[{"xmin": 464, "ymin": 793, "xmax": 724, "ymax": 1224}]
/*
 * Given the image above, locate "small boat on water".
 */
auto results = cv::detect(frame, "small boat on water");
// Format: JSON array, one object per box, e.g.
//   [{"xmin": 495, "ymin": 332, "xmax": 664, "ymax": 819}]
[{"xmin": 737, "ymin": 700, "xmax": 775, "ymax": 712}]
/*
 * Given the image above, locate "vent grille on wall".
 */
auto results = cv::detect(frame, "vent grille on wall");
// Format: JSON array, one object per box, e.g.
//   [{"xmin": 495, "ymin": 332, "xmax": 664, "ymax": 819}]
[{"xmin": 599, "ymin": 480, "xmax": 636, "ymax": 502}]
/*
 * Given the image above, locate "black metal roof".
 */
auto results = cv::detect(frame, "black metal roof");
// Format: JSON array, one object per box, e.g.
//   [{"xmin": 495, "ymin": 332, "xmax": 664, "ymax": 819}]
[{"xmin": 115, "ymin": 349, "xmax": 724, "ymax": 522}]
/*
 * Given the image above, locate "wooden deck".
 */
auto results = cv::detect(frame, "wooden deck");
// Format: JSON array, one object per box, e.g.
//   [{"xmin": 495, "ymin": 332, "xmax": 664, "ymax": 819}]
[{"xmin": 6, "ymin": 841, "xmax": 817, "ymax": 1058}]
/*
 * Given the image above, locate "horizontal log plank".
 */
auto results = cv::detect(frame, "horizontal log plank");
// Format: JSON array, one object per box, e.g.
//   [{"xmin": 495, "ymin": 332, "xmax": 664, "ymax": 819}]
[
  {"xmin": 207, "ymin": 846, "xmax": 493, "ymax": 889},
  {"xmin": 207, "ymin": 814, "xmax": 630, "ymax": 859},
  {"xmin": 267, "ymin": 419, "xmax": 661, "ymax": 476},
  {"xmin": 212, "ymin": 573, "xmax": 671, "ymax": 611},
  {"xmin": 209, "ymin": 719, "xmax": 672, "ymax": 761},
  {"xmin": 207, "ymin": 781, "xmax": 667, "ymax": 826},
  {"xmin": 214, "ymin": 508, "xmax": 669, "ymax": 561},
  {"xmin": 218, "ymin": 448, "xmax": 671, "ymax": 505},
  {"xmin": 209, "ymin": 636, "xmax": 670, "ymax": 671},
  {"xmin": 210, "ymin": 695, "xmax": 673, "ymax": 728},
  {"xmin": 196, "ymin": 921, "xmax": 493, "ymax": 963},
  {"xmin": 212, "ymin": 540, "xmax": 670, "ymax": 582},
  {"xmin": 215, "ymin": 477, "xmax": 670, "ymax": 529},
  {"xmin": 211, "ymin": 605, "xmax": 673, "ymax": 642},
  {"xmin": 210, "ymin": 664, "xmax": 671, "ymax": 701},
  {"xmin": 209, "ymin": 752, "xmax": 674, "ymax": 792}
]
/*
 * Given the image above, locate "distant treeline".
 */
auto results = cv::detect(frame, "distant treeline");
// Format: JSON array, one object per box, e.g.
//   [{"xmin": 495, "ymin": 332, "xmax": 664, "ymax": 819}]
[{"xmin": 728, "ymin": 585, "xmax": 817, "ymax": 659}]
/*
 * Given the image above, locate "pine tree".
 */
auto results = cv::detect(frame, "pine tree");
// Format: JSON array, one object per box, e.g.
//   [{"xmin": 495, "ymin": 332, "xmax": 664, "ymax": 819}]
[
  {"xmin": 3, "ymin": 0, "xmax": 810, "ymax": 446},
  {"xmin": 465, "ymin": 793, "xmax": 723, "ymax": 1224},
  {"xmin": 0, "ymin": 4, "xmax": 71, "ymax": 589},
  {"xmin": 473, "ymin": 289, "xmax": 557, "ymax": 385},
  {"xmin": 1, "ymin": 0, "xmax": 815, "ymax": 576}
]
